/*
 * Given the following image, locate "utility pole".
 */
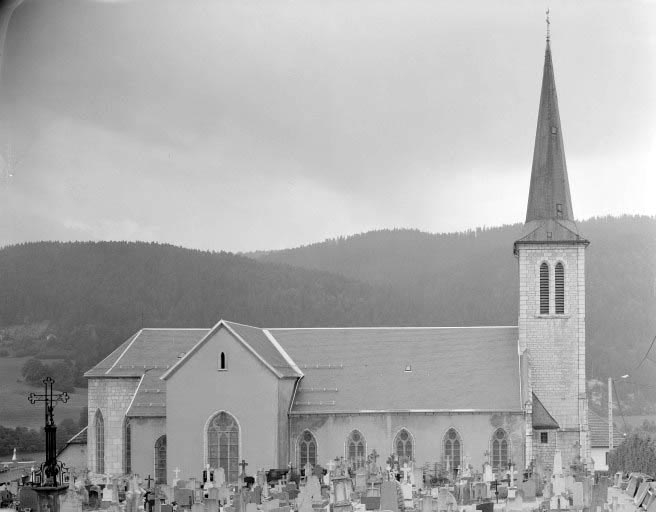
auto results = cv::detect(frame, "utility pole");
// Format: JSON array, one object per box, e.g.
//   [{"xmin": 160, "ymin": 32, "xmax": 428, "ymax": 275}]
[{"xmin": 608, "ymin": 377, "xmax": 613, "ymax": 450}]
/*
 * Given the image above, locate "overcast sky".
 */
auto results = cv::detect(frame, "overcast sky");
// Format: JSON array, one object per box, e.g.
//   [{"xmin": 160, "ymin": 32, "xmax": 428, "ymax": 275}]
[{"xmin": 0, "ymin": 0, "xmax": 654, "ymax": 252}]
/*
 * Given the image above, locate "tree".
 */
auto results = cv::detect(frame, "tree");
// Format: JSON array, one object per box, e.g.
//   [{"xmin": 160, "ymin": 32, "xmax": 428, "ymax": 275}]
[{"xmin": 21, "ymin": 358, "xmax": 46, "ymax": 384}]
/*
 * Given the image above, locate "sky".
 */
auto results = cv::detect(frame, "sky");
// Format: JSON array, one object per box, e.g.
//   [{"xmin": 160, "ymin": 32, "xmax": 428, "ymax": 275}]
[{"xmin": 0, "ymin": 0, "xmax": 654, "ymax": 252}]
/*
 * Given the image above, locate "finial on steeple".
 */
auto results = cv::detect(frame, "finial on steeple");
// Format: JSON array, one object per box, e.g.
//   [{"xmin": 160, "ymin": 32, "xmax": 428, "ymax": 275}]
[{"xmin": 546, "ymin": 8, "xmax": 551, "ymax": 42}]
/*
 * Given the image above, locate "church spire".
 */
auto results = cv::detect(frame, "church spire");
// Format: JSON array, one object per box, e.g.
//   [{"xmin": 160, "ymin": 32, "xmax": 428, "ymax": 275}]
[
  {"xmin": 525, "ymin": 37, "xmax": 573, "ymax": 223},
  {"xmin": 515, "ymin": 23, "xmax": 587, "ymax": 251}
]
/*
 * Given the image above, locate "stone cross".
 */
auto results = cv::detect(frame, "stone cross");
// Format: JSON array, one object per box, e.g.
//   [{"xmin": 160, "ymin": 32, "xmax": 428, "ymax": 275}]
[
  {"xmin": 174, "ymin": 468, "xmax": 181, "ymax": 480},
  {"xmin": 145, "ymin": 475, "xmax": 153, "ymax": 489},
  {"xmin": 401, "ymin": 463, "xmax": 411, "ymax": 484},
  {"xmin": 240, "ymin": 460, "xmax": 248, "ymax": 475}
]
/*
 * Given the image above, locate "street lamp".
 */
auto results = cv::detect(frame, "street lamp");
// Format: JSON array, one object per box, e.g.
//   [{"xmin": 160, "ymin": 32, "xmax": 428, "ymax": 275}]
[{"xmin": 608, "ymin": 374, "xmax": 629, "ymax": 450}]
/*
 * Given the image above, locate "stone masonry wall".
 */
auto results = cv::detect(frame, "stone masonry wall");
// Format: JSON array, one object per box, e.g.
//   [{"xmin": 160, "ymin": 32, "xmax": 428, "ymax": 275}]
[
  {"xmin": 518, "ymin": 244, "xmax": 588, "ymax": 464},
  {"xmin": 87, "ymin": 377, "xmax": 141, "ymax": 476}
]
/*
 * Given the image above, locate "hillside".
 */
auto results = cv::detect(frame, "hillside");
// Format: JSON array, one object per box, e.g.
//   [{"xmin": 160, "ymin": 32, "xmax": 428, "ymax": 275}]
[
  {"xmin": 0, "ymin": 215, "xmax": 654, "ymax": 415},
  {"xmin": 254, "ymin": 215, "xmax": 656, "ymax": 407}
]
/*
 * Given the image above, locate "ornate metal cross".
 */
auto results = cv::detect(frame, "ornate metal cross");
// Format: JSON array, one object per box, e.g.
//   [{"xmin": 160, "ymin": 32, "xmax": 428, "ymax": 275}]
[{"xmin": 28, "ymin": 377, "xmax": 69, "ymax": 486}]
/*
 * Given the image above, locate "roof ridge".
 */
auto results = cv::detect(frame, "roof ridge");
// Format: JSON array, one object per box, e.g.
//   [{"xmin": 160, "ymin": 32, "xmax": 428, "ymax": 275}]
[{"xmin": 268, "ymin": 325, "xmax": 517, "ymax": 331}]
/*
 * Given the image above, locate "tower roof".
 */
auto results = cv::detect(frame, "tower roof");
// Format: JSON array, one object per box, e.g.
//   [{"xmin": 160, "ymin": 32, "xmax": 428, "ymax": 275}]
[{"xmin": 516, "ymin": 40, "xmax": 587, "ymax": 250}]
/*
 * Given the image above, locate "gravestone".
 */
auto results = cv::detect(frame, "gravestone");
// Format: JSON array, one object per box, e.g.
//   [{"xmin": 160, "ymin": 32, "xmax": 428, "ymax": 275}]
[
  {"xmin": 636, "ymin": 482, "xmax": 652, "ymax": 507},
  {"xmin": 518, "ymin": 478, "xmax": 536, "ymax": 500},
  {"xmin": 436, "ymin": 488, "xmax": 457, "ymax": 512},
  {"xmin": 296, "ymin": 486, "xmax": 313, "ymax": 512},
  {"xmin": 401, "ymin": 482, "xmax": 413, "ymax": 509},
  {"xmin": 572, "ymin": 481, "xmax": 584, "ymax": 508},
  {"xmin": 191, "ymin": 502, "xmax": 204, "ymax": 512},
  {"xmin": 592, "ymin": 478, "xmax": 609, "ymax": 511},
  {"xmin": 626, "ymin": 475, "xmax": 643, "ymax": 498},
  {"xmin": 174, "ymin": 488, "xmax": 194, "ymax": 507},
  {"xmin": 204, "ymin": 498, "xmax": 220, "ymax": 512},
  {"xmin": 380, "ymin": 481, "xmax": 400, "ymax": 512},
  {"xmin": 507, "ymin": 494, "xmax": 523, "ymax": 512},
  {"xmin": 218, "ymin": 485, "xmax": 230, "ymax": 504},
  {"xmin": 355, "ymin": 468, "xmax": 368, "ymax": 493},
  {"xmin": 482, "ymin": 464, "xmax": 493, "ymax": 484},
  {"xmin": 421, "ymin": 497, "xmax": 432, "ymax": 512},
  {"xmin": 60, "ymin": 478, "xmax": 83, "ymax": 512},
  {"xmin": 413, "ymin": 468, "xmax": 424, "ymax": 491}
]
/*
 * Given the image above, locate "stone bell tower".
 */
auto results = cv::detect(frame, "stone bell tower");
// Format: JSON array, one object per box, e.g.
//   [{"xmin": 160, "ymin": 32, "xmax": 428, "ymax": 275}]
[{"xmin": 514, "ymin": 36, "xmax": 590, "ymax": 469}]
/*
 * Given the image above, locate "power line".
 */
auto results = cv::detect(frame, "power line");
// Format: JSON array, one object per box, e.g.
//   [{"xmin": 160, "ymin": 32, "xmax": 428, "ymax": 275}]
[
  {"xmin": 613, "ymin": 380, "xmax": 629, "ymax": 432},
  {"xmin": 636, "ymin": 333, "xmax": 656, "ymax": 370}
]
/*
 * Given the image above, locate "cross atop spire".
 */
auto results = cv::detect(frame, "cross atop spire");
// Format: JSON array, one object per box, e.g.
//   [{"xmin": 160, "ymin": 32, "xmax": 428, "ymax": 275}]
[{"xmin": 546, "ymin": 9, "xmax": 550, "ymax": 42}]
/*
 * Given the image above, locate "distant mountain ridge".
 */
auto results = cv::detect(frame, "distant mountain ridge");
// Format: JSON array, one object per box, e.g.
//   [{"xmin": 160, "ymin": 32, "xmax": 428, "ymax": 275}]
[{"xmin": 0, "ymin": 215, "xmax": 654, "ymax": 411}]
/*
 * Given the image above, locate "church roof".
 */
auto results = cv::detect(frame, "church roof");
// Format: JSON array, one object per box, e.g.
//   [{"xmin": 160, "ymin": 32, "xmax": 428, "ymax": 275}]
[
  {"xmin": 531, "ymin": 392, "xmax": 559, "ymax": 429},
  {"xmin": 161, "ymin": 320, "xmax": 302, "ymax": 380},
  {"xmin": 84, "ymin": 328, "xmax": 210, "ymax": 377},
  {"xmin": 516, "ymin": 41, "xmax": 587, "ymax": 250},
  {"xmin": 126, "ymin": 369, "xmax": 167, "ymax": 417},
  {"xmin": 269, "ymin": 326, "xmax": 522, "ymax": 414},
  {"xmin": 588, "ymin": 410, "xmax": 625, "ymax": 448}
]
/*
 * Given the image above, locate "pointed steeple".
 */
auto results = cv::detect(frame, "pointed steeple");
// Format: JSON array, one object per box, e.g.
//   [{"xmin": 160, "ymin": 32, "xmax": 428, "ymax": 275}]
[
  {"xmin": 525, "ymin": 40, "xmax": 573, "ymax": 223},
  {"xmin": 515, "ymin": 38, "xmax": 587, "ymax": 250}
]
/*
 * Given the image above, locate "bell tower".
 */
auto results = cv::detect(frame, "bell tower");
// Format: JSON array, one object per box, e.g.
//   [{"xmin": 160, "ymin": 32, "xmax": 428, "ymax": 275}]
[{"xmin": 514, "ymin": 33, "xmax": 590, "ymax": 468}]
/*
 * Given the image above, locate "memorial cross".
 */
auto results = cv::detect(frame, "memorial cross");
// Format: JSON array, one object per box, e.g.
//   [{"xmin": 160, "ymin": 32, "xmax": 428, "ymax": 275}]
[
  {"xmin": 401, "ymin": 463, "xmax": 411, "ymax": 484},
  {"xmin": 27, "ymin": 376, "xmax": 69, "ymax": 486},
  {"xmin": 145, "ymin": 475, "xmax": 153, "ymax": 489},
  {"xmin": 174, "ymin": 468, "xmax": 181, "ymax": 480},
  {"xmin": 240, "ymin": 460, "xmax": 248, "ymax": 475},
  {"xmin": 370, "ymin": 450, "xmax": 378, "ymax": 465}
]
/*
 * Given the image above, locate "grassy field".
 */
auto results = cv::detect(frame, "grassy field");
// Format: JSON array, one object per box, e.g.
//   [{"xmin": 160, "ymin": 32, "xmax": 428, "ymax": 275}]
[{"xmin": 0, "ymin": 356, "xmax": 88, "ymax": 429}]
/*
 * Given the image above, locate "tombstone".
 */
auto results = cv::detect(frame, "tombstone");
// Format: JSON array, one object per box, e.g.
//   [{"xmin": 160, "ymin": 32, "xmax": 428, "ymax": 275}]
[
  {"xmin": 518, "ymin": 478, "xmax": 536, "ymax": 500},
  {"xmin": 60, "ymin": 479, "xmax": 83, "ymax": 512},
  {"xmin": 648, "ymin": 494, "xmax": 656, "ymax": 512},
  {"xmin": 507, "ymin": 494, "xmax": 523, "ymax": 512},
  {"xmin": 296, "ymin": 486, "xmax": 314, "ymax": 512},
  {"xmin": 191, "ymin": 501, "xmax": 204, "ymax": 512},
  {"xmin": 592, "ymin": 477, "xmax": 609, "ymax": 511},
  {"xmin": 626, "ymin": 474, "xmax": 643, "ymax": 498},
  {"xmin": 401, "ymin": 464, "xmax": 412, "ymax": 485},
  {"xmin": 552, "ymin": 451, "xmax": 563, "ymax": 476},
  {"xmin": 473, "ymin": 482, "xmax": 487, "ymax": 501},
  {"xmin": 175, "ymin": 488, "xmax": 194, "ymax": 507},
  {"xmin": 482, "ymin": 464, "xmax": 493, "ymax": 484},
  {"xmin": 380, "ymin": 481, "xmax": 400, "ymax": 512},
  {"xmin": 572, "ymin": 481, "xmax": 584, "ymax": 508},
  {"xmin": 437, "ymin": 488, "xmax": 458, "ymax": 512},
  {"xmin": 401, "ymin": 482, "xmax": 413, "ymax": 509},
  {"xmin": 355, "ymin": 468, "xmax": 368, "ymax": 493},
  {"xmin": 413, "ymin": 468, "xmax": 424, "ymax": 491},
  {"xmin": 421, "ymin": 497, "xmax": 433, "ymax": 512}
]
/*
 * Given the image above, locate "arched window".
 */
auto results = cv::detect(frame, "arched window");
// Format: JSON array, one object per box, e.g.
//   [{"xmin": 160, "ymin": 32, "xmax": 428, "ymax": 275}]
[
  {"xmin": 298, "ymin": 430, "xmax": 317, "ymax": 470},
  {"xmin": 155, "ymin": 435, "xmax": 167, "ymax": 483},
  {"xmin": 95, "ymin": 410, "xmax": 104, "ymax": 474},
  {"xmin": 540, "ymin": 262, "xmax": 550, "ymax": 314},
  {"xmin": 394, "ymin": 429, "xmax": 413, "ymax": 463},
  {"xmin": 219, "ymin": 352, "xmax": 226, "ymax": 370},
  {"xmin": 555, "ymin": 262, "xmax": 564, "ymax": 314},
  {"xmin": 491, "ymin": 428, "xmax": 509, "ymax": 471},
  {"xmin": 207, "ymin": 412, "xmax": 239, "ymax": 484},
  {"xmin": 443, "ymin": 428, "xmax": 462, "ymax": 474},
  {"xmin": 124, "ymin": 418, "xmax": 132, "ymax": 474},
  {"xmin": 346, "ymin": 430, "xmax": 366, "ymax": 469}
]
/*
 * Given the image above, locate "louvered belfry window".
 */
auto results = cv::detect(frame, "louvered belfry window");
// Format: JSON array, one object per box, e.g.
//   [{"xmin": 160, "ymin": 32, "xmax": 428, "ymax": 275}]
[
  {"xmin": 555, "ymin": 262, "xmax": 565, "ymax": 314},
  {"xmin": 540, "ymin": 262, "xmax": 549, "ymax": 314}
]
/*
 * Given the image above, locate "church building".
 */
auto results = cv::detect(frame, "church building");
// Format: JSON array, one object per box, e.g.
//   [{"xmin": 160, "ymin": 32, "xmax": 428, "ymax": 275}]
[{"xmin": 84, "ymin": 38, "xmax": 590, "ymax": 484}]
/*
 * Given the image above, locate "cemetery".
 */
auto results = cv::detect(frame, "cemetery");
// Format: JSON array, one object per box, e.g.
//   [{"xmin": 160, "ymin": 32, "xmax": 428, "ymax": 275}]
[{"xmin": 2, "ymin": 448, "xmax": 653, "ymax": 512}]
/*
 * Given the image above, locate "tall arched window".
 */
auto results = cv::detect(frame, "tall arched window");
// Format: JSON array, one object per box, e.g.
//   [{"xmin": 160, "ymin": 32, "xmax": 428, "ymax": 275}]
[
  {"xmin": 155, "ymin": 435, "xmax": 167, "ymax": 483},
  {"xmin": 394, "ymin": 429, "xmax": 413, "ymax": 463},
  {"xmin": 219, "ymin": 352, "xmax": 226, "ymax": 370},
  {"xmin": 540, "ymin": 262, "xmax": 550, "ymax": 314},
  {"xmin": 346, "ymin": 430, "xmax": 366, "ymax": 469},
  {"xmin": 443, "ymin": 428, "xmax": 462, "ymax": 473},
  {"xmin": 95, "ymin": 410, "xmax": 104, "ymax": 474},
  {"xmin": 124, "ymin": 418, "xmax": 132, "ymax": 474},
  {"xmin": 298, "ymin": 430, "xmax": 317, "ymax": 470},
  {"xmin": 491, "ymin": 428, "xmax": 509, "ymax": 471},
  {"xmin": 207, "ymin": 412, "xmax": 239, "ymax": 483},
  {"xmin": 555, "ymin": 262, "xmax": 565, "ymax": 314}
]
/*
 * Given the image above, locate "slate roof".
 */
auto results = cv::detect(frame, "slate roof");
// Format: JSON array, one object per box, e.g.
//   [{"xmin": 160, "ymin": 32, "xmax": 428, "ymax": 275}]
[
  {"xmin": 269, "ymin": 326, "xmax": 521, "ymax": 414},
  {"xmin": 126, "ymin": 370, "xmax": 167, "ymax": 417},
  {"xmin": 517, "ymin": 41, "xmax": 588, "ymax": 249},
  {"xmin": 589, "ymin": 410, "xmax": 625, "ymax": 448},
  {"xmin": 67, "ymin": 426, "xmax": 88, "ymax": 445},
  {"xmin": 162, "ymin": 320, "xmax": 302, "ymax": 380},
  {"xmin": 532, "ymin": 393, "xmax": 559, "ymax": 429},
  {"xmin": 85, "ymin": 328, "xmax": 210, "ymax": 377}
]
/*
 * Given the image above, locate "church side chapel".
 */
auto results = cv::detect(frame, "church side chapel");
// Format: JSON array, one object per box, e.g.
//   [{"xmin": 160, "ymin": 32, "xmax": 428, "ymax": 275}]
[{"xmin": 82, "ymin": 28, "xmax": 599, "ymax": 512}]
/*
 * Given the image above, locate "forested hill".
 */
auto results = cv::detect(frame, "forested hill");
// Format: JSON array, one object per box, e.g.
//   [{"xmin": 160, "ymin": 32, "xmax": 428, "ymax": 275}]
[
  {"xmin": 254, "ymin": 216, "xmax": 656, "ymax": 385},
  {"xmin": 0, "ymin": 242, "xmax": 412, "ymax": 371},
  {"xmin": 0, "ymin": 215, "xmax": 654, "ymax": 406}
]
